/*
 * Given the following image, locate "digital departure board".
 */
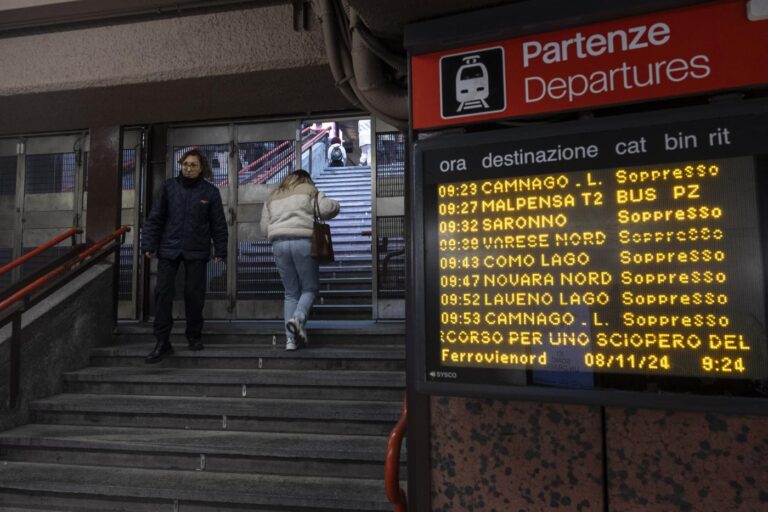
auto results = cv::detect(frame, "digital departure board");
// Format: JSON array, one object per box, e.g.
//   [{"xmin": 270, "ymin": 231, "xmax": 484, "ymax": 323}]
[{"xmin": 415, "ymin": 104, "xmax": 768, "ymax": 407}]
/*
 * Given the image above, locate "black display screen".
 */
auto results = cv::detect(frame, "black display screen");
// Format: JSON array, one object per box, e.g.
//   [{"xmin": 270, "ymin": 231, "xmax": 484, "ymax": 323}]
[{"xmin": 417, "ymin": 106, "xmax": 768, "ymax": 405}]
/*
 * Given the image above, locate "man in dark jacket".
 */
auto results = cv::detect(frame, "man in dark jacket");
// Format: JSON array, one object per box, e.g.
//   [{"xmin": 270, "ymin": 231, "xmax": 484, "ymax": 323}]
[{"xmin": 141, "ymin": 148, "xmax": 228, "ymax": 363}]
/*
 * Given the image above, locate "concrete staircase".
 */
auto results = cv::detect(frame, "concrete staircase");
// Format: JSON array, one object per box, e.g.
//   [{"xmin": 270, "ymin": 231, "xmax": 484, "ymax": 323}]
[
  {"xmin": 313, "ymin": 165, "xmax": 372, "ymax": 320},
  {"xmin": 0, "ymin": 322, "xmax": 406, "ymax": 511}
]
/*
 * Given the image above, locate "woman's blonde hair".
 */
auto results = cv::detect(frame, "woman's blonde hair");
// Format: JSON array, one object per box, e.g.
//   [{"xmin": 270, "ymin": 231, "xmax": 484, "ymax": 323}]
[{"xmin": 274, "ymin": 169, "xmax": 314, "ymax": 195}]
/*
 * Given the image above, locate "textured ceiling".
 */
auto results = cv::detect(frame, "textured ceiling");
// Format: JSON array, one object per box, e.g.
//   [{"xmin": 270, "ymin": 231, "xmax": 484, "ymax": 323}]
[
  {"xmin": 0, "ymin": 0, "xmax": 519, "ymax": 39},
  {"xmin": 347, "ymin": 0, "xmax": 521, "ymax": 39},
  {"xmin": 0, "ymin": 0, "xmax": 521, "ymax": 135}
]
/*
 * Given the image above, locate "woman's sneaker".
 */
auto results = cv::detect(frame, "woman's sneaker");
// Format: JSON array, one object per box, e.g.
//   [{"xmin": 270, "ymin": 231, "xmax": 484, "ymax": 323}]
[
  {"xmin": 285, "ymin": 338, "xmax": 298, "ymax": 351},
  {"xmin": 287, "ymin": 318, "xmax": 308, "ymax": 346}
]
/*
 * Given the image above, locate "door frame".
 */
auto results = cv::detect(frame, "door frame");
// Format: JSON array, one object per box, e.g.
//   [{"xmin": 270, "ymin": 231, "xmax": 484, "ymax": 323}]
[{"xmin": 166, "ymin": 120, "xmax": 301, "ymax": 320}]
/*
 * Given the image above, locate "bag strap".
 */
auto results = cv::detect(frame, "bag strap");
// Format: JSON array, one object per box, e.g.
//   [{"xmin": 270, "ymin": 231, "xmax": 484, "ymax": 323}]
[{"xmin": 313, "ymin": 193, "xmax": 322, "ymax": 222}]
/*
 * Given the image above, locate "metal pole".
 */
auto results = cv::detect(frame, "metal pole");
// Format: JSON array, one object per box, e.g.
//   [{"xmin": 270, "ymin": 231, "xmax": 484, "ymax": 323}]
[{"xmin": 9, "ymin": 311, "xmax": 21, "ymax": 409}]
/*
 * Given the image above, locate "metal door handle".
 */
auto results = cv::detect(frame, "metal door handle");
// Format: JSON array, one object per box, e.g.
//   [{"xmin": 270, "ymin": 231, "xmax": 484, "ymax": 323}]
[{"xmin": 228, "ymin": 207, "xmax": 236, "ymax": 226}]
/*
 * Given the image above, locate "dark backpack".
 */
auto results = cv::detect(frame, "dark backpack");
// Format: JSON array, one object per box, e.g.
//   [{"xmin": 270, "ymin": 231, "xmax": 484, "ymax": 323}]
[{"xmin": 330, "ymin": 145, "xmax": 343, "ymax": 162}]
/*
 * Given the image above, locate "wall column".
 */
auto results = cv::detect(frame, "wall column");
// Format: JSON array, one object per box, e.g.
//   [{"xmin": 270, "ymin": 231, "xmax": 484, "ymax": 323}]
[{"xmin": 85, "ymin": 125, "xmax": 122, "ymax": 243}]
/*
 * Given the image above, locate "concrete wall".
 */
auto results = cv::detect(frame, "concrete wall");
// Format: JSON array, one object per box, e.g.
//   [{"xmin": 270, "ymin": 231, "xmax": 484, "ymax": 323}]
[
  {"xmin": 0, "ymin": 4, "xmax": 326, "ymax": 96},
  {"xmin": 0, "ymin": 263, "xmax": 114, "ymax": 430},
  {"xmin": 0, "ymin": 3, "xmax": 353, "ymax": 134},
  {"xmin": 430, "ymin": 397, "xmax": 768, "ymax": 511}
]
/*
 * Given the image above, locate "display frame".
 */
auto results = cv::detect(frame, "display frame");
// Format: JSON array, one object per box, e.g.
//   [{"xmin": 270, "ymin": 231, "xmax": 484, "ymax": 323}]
[{"xmin": 409, "ymin": 99, "xmax": 768, "ymax": 414}]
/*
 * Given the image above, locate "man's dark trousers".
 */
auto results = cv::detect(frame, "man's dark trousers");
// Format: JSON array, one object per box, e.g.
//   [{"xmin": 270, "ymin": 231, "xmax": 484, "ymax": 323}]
[{"xmin": 154, "ymin": 256, "xmax": 207, "ymax": 341}]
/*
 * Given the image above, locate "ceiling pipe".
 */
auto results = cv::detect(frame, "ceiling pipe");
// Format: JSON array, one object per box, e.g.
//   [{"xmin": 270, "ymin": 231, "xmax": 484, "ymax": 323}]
[
  {"xmin": 349, "ymin": 10, "xmax": 408, "ymax": 128},
  {"xmin": 311, "ymin": 0, "xmax": 362, "ymax": 109},
  {"xmin": 349, "ymin": 15, "xmax": 407, "ymax": 77},
  {"xmin": 339, "ymin": 29, "xmax": 406, "ymax": 130},
  {"xmin": 311, "ymin": 0, "xmax": 408, "ymax": 131}
]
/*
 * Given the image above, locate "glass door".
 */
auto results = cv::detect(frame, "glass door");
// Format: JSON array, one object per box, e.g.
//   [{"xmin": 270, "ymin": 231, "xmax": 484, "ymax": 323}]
[
  {"xmin": 117, "ymin": 129, "xmax": 145, "ymax": 319},
  {"xmin": 373, "ymin": 119, "xmax": 406, "ymax": 319},
  {"xmin": 166, "ymin": 125, "xmax": 234, "ymax": 319},
  {"xmin": 233, "ymin": 121, "xmax": 297, "ymax": 318},
  {"xmin": 165, "ymin": 121, "xmax": 300, "ymax": 320},
  {"xmin": 0, "ymin": 139, "xmax": 18, "ymax": 289},
  {"xmin": 19, "ymin": 134, "xmax": 87, "ymax": 278}
]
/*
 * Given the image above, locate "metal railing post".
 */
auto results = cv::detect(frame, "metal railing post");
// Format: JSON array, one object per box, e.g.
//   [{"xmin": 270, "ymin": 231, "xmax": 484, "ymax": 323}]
[{"xmin": 9, "ymin": 311, "xmax": 21, "ymax": 409}]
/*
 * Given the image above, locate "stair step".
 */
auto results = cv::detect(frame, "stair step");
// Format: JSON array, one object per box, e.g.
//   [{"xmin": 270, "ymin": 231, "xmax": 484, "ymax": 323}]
[
  {"xmin": 238, "ymin": 233, "xmax": 370, "ymax": 247},
  {"xmin": 323, "ymin": 183, "xmax": 371, "ymax": 189},
  {"xmin": 113, "ymin": 322, "xmax": 403, "ymax": 340},
  {"xmin": 237, "ymin": 278, "xmax": 372, "ymax": 291},
  {"xmin": 0, "ymin": 425, "xmax": 404, "ymax": 479},
  {"xmin": 325, "ymin": 221, "xmax": 372, "ymax": 229},
  {"xmin": 319, "ymin": 269, "xmax": 373, "ymax": 280},
  {"xmin": 64, "ymin": 367, "xmax": 404, "ymax": 400},
  {"xmin": 322, "ymin": 199, "xmax": 373, "ymax": 208},
  {"xmin": 316, "ymin": 176, "xmax": 371, "ymax": 182},
  {"xmin": 329, "ymin": 207, "xmax": 371, "ymax": 215},
  {"xmin": 321, "ymin": 190, "xmax": 372, "ymax": 196},
  {"xmin": 111, "ymin": 332, "xmax": 399, "ymax": 347},
  {"xmin": 310, "ymin": 303, "xmax": 372, "ymax": 314},
  {"xmin": 316, "ymin": 170, "xmax": 371, "ymax": 177},
  {"xmin": 90, "ymin": 344, "xmax": 403, "ymax": 370},
  {"xmin": 329, "ymin": 217, "xmax": 372, "ymax": 226},
  {"xmin": 0, "ymin": 508, "xmax": 70, "ymax": 512},
  {"xmin": 316, "ymin": 289, "xmax": 371, "ymax": 297},
  {"xmin": 31, "ymin": 394, "xmax": 401, "ymax": 435},
  {"xmin": 0, "ymin": 462, "xmax": 392, "ymax": 511},
  {"xmin": 321, "ymin": 253, "xmax": 374, "ymax": 262},
  {"xmin": 323, "ymin": 194, "xmax": 371, "ymax": 202},
  {"xmin": 316, "ymin": 182, "xmax": 371, "ymax": 189},
  {"xmin": 238, "ymin": 244, "xmax": 373, "ymax": 256},
  {"xmin": 323, "ymin": 276, "xmax": 372, "ymax": 284},
  {"xmin": 315, "ymin": 299, "xmax": 372, "ymax": 306},
  {"xmin": 235, "ymin": 261, "xmax": 372, "ymax": 271}
]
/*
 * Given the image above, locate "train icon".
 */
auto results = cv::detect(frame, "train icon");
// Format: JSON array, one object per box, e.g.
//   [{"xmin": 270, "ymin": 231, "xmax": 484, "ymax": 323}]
[
  {"xmin": 440, "ymin": 47, "xmax": 504, "ymax": 119},
  {"xmin": 455, "ymin": 55, "xmax": 489, "ymax": 112}
]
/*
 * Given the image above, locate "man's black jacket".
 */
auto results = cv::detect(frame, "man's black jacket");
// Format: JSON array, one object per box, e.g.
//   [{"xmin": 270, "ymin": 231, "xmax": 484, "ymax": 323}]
[{"xmin": 141, "ymin": 175, "xmax": 228, "ymax": 260}]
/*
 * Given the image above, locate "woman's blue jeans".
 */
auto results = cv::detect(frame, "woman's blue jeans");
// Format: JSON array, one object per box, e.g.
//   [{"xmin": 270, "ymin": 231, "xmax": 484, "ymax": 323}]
[{"xmin": 271, "ymin": 237, "xmax": 319, "ymax": 339}]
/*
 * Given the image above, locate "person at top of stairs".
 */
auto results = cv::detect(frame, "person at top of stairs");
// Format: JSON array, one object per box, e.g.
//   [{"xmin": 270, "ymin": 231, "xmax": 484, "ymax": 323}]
[
  {"xmin": 327, "ymin": 136, "xmax": 347, "ymax": 167},
  {"xmin": 260, "ymin": 169, "xmax": 340, "ymax": 350}
]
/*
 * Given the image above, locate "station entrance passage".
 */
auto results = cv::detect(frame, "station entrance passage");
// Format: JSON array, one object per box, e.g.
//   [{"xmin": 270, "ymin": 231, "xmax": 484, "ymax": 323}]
[{"xmin": 127, "ymin": 119, "xmax": 406, "ymax": 321}]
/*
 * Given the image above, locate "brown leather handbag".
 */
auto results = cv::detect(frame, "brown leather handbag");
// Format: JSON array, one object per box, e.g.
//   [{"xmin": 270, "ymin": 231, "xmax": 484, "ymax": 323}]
[{"xmin": 311, "ymin": 194, "xmax": 334, "ymax": 263}]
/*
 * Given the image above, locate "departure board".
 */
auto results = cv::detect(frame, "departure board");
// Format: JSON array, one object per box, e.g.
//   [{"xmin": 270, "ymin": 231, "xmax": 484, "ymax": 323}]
[{"xmin": 417, "ymin": 107, "xmax": 768, "ymax": 402}]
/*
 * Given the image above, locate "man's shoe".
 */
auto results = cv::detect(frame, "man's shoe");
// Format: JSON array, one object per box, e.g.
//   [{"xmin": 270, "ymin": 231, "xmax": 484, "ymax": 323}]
[
  {"xmin": 287, "ymin": 318, "xmax": 307, "ymax": 346},
  {"xmin": 285, "ymin": 339, "xmax": 298, "ymax": 351},
  {"xmin": 188, "ymin": 338, "xmax": 204, "ymax": 351},
  {"xmin": 145, "ymin": 339, "xmax": 174, "ymax": 364}
]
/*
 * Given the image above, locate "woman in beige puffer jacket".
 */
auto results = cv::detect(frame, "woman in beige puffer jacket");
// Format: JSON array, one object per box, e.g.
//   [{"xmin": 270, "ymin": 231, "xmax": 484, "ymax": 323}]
[{"xmin": 260, "ymin": 170, "xmax": 340, "ymax": 350}]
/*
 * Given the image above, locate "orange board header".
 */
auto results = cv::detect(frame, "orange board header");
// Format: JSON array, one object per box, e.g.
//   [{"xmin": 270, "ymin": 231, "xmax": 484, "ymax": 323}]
[{"xmin": 411, "ymin": 1, "xmax": 768, "ymax": 129}]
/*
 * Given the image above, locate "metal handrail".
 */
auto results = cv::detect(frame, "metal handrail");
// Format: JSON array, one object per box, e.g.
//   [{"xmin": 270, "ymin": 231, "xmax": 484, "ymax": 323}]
[
  {"xmin": 253, "ymin": 128, "xmax": 332, "ymax": 185},
  {"xmin": 0, "ymin": 227, "xmax": 82, "ymax": 276},
  {"xmin": 223, "ymin": 126, "xmax": 322, "ymax": 186},
  {"xmin": 1, "ymin": 225, "xmax": 130, "ymax": 409},
  {"xmin": 0, "ymin": 226, "xmax": 130, "ymax": 314},
  {"xmin": 385, "ymin": 396, "xmax": 408, "ymax": 512}
]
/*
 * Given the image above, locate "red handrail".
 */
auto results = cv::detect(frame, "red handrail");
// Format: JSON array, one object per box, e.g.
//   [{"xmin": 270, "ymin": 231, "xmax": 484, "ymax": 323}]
[
  {"xmin": 253, "ymin": 128, "xmax": 333, "ymax": 185},
  {"xmin": 221, "ymin": 126, "xmax": 323, "ymax": 186},
  {"xmin": 241, "ymin": 126, "xmax": 315, "ymax": 174},
  {"xmin": 0, "ymin": 227, "xmax": 82, "ymax": 276},
  {"xmin": 0, "ymin": 226, "xmax": 130, "ymax": 313},
  {"xmin": 385, "ymin": 396, "xmax": 408, "ymax": 512}
]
